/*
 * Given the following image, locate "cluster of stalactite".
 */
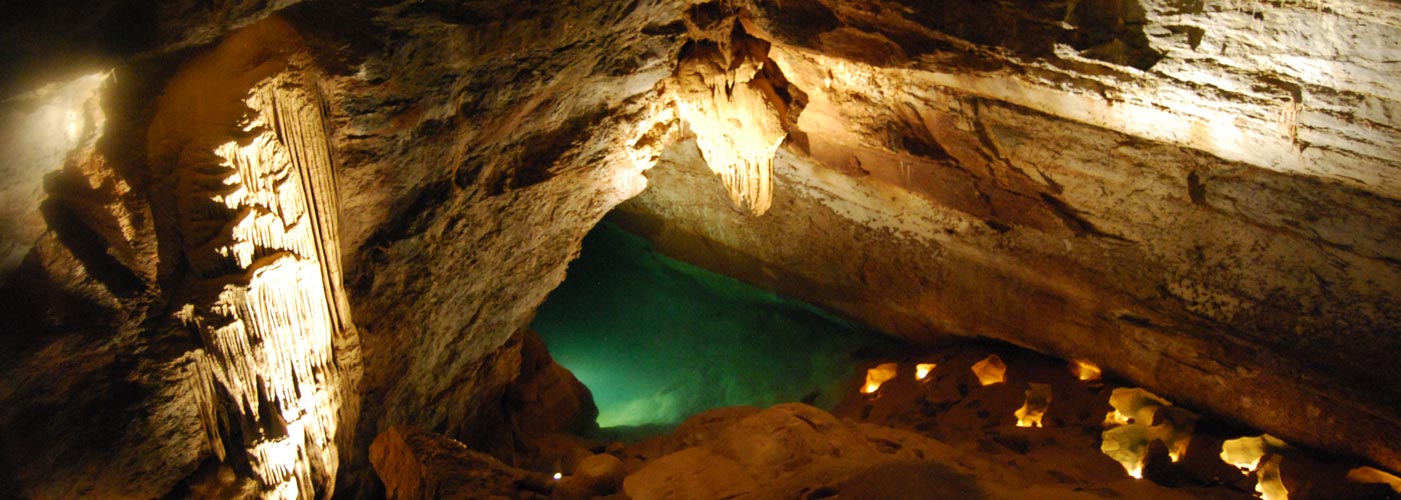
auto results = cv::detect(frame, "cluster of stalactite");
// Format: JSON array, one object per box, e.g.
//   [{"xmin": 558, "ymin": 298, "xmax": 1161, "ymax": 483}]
[
  {"xmin": 176, "ymin": 73, "xmax": 361, "ymax": 499},
  {"xmin": 672, "ymin": 26, "xmax": 788, "ymax": 216}
]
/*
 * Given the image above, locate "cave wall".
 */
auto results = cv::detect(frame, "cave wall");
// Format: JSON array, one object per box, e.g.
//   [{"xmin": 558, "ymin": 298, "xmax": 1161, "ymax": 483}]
[
  {"xmin": 1, "ymin": 1, "xmax": 687, "ymax": 497},
  {"xmin": 617, "ymin": 0, "xmax": 1401, "ymax": 473}
]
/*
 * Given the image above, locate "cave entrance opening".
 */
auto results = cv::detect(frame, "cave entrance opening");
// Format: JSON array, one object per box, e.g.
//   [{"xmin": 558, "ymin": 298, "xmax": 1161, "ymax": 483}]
[{"xmin": 530, "ymin": 217, "xmax": 898, "ymax": 441}]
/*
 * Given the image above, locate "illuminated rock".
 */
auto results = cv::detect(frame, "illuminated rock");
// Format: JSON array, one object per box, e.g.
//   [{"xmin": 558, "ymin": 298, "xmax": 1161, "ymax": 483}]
[
  {"xmin": 861, "ymin": 362, "xmax": 899, "ymax": 394},
  {"xmin": 1255, "ymin": 454, "xmax": 1290, "ymax": 500},
  {"xmin": 1071, "ymin": 360, "xmax": 1101, "ymax": 382},
  {"xmin": 2, "ymin": 0, "xmax": 1400, "ymax": 497},
  {"xmin": 1221, "ymin": 435, "xmax": 1288, "ymax": 474},
  {"xmin": 149, "ymin": 19, "xmax": 362, "ymax": 499},
  {"xmin": 1347, "ymin": 466, "xmax": 1401, "ymax": 494},
  {"xmin": 1100, "ymin": 388, "xmax": 1195, "ymax": 478},
  {"xmin": 672, "ymin": 23, "xmax": 791, "ymax": 216},
  {"xmin": 915, "ymin": 363, "xmax": 937, "ymax": 381},
  {"xmin": 1014, "ymin": 383, "xmax": 1052, "ymax": 428},
  {"xmin": 617, "ymin": 0, "xmax": 1401, "ymax": 475},
  {"xmin": 971, "ymin": 355, "xmax": 1006, "ymax": 386}
]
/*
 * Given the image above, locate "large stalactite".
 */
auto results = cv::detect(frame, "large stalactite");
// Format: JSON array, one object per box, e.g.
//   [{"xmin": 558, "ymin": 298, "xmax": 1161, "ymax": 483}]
[
  {"xmin": 149, "ymin": 19, "xmax": 361, "ymax": 499},
  {"xmin": 672, "ymin": 23, "xmax": 791, "ymax": 216}
]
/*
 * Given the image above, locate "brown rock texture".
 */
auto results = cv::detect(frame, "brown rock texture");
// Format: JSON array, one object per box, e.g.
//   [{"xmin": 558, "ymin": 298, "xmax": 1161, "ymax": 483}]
[
  {"xmin": 615, "ymin": 0, "xmax": 1401, "ymax": 474},
  {"xmin": 0, "ymin": 0, "xmax": 1397, "ymax": 497},
  {"xmin": 370, "ymin": 425, "xmax": 551, "ymax": 500},
  {"xmin": 619, "ymin": 402, "xmax": 1250, "ymax": 500}
]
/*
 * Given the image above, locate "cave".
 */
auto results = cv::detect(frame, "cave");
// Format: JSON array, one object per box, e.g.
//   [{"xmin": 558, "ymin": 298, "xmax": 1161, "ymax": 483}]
[{"xmin": 1, "ymin": 1, "xmax": 1399, "ymax": 499}]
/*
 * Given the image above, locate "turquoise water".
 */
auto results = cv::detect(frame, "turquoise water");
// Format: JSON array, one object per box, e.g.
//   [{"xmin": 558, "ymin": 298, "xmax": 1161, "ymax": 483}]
[{"xmin": 531, "ymin": 221, "xmax": 896, "ymax": 437}]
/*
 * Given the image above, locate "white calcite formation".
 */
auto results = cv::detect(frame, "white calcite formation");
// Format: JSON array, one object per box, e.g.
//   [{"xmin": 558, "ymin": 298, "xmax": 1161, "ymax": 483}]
[
  {"xmin": 143, "ymin": 20, "xmax": 362, "ymax": 499},
  {"xmin": 672, "ymin": 25, "xmax": 789, "ymax": 216},
  {"xmin": 177, "ymin": 79, "xmax": 360, "ymax": 499}
]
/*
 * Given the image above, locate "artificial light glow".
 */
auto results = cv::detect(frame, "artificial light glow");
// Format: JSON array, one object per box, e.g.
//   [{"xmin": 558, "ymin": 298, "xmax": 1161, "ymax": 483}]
[
  {"xmin": 1014, "ymin": 383, "xmax": 1052, "ymax": 428},
  {"xmin": 1101, "ymin": 423, "xmax": 1150, "ymax": 479},
  {"xmin": 1346, "ymin": 466, "xmax": 1401, "ymax": 493},
  {"xmin": 1220, "ymin": 435, "xmax": 1291, "ymax": 500},
  {"xmin": 1220, "ymin": 436, "xmax": 1270, "ymax": 473},
  {"xmin": 971, "ymin": 355, "xmax": 1006, "ymax": 386},
  {"xmin": 1072, "ymin": 359, "xmax": 1101, "ymax": 381},
  {"xmin": 1100, "ymin": 388, "xmax": 1176, "ymax": 479},
  {"xmin": 915, "ymin": 363, "xmax": 936, "ymax": 381},
  {"xmin": 2, "ymin": 70, "xmax": 111, "ymax": 277},
  {"xmin": 553, "ymin": 472, "xmax": 563, "ymax": 480},
  {"xmin": 862, "ymin": 363, "xmax": 899, "ymax": 394},
  {"xmin": 1255, "ymin": 455, "xmax": 1290, "ymax": 500}
]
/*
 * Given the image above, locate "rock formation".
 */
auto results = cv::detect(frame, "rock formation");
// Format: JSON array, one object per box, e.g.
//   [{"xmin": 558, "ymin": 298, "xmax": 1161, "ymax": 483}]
[
  {"xmin": 146, "ymin": 18, "xmax": 362, "ymax": 498},
  {"xmin": 0, "ymin": 0, "xmax": 1397, "ymax": 498},
  {"xmin": 614, "ymin": 0, "xmax": 1401, "ymax": 474}
]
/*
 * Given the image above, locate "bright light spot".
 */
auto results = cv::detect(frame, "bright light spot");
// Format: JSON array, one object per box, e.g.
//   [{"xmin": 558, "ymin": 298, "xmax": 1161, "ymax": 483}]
[
  {"xmin": 64, "ymin": 110, "xmax": 81, "ymax": 141},
  {"xmin": 1072, "ymin": 359, "xmax": 1101, "ymax": 381},
  {"xmin": 1256, "ymin": 455, "xmax": 1289, "ymax": 500},
  {"xmin": 1100, "ymin": 388, "xmax": 1176, "ymax": 479},
  {"xmin": 672, "ymin": 32, "xmax": 787, "ymax": 216},
  {"xmin": 1347, "ymin": 466, "xmax": 1401, "ymax": 493},
  {"xmin": 1221, "ymin": 435, "xmax": 1291, "ymax": 500},
  {"xmin": 1102, "ymin": 422, "xmax": 1150, "ymax": 478},
  {"xmin": 1014, "ymin": 383, "xmax": 1052, "ymax": 428},
  {"xmin": 971, "ymin": 355, "xmax": 1006, "ymax": 386},
  {"xmin": 915, "ymin": 363, "xmax": 936, "ymax": 381},
  {"xmin": 1220, "ymin": 436, "xmax": 1270, "ymax": 473},
  {"xmin": 553, "ymin": 472, "xmax": 563, "ymax": 481},
  {"xmin": 862, "ymin": 363, "xmax": 899, "ymax": 394},
  {"xmin": 1103, "ymin": 388, "xmax": 1169, "ymax": 427}
]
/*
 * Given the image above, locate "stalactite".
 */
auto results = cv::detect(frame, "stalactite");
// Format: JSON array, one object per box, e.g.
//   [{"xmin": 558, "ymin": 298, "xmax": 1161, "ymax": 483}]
[
  {"xmin": 173, "ymin": 71, "xmax": 360, "ymax": 499},
  {"xmin": 672, "ymin": 28, "xmax": 788, "ymax": 216}
]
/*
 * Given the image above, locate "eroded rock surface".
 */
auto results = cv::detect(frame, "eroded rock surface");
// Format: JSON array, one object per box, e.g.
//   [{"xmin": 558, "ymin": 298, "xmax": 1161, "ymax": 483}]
[
  {"xmin": 370, "ymin": 426, "xmax": 551, "ymax": 500},
  {"xmin": 616, "ymin": 0, "xmax": 1401, "ymax": 473},
  {"xmin": 0, "ymin": 0, "xmax": 1397, "ymax": 497}
]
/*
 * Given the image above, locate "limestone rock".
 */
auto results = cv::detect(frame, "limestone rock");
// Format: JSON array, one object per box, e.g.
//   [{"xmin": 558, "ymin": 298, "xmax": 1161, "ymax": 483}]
[
  {"xmin": 618, "ymin": 0, "xmax": 1401, "ymax": 472},
  {"xmin": 623, "ymin": 447, "xmax": 756, "ymax": 500},
  {"xmin": 619, "ymin": 402, "xmax": 1250, "ymax": 500},
  {"xmin": 509, "ymin": 330, "xmax": 599, "ymax": 439},
  {"xmin": 0, "ymin": 0, "xmax": 1398, "ymax": 497},
  {"xmin": 369, "ymin": 426, "xmax": 550, "ymax": 500},
  {"xmin": 567, "ymin": 453, "xmax": 624, "ymax": 496}
]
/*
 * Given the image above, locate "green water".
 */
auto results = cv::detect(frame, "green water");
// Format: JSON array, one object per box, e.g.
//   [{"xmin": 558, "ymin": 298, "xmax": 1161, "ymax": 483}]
[{"xmin": 531, "ymin": 221, "xmax": 896, "ymax": 437}]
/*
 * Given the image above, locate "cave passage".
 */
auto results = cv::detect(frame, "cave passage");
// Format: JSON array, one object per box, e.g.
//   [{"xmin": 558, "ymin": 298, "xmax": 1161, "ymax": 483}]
[{"xmin": 532, "ymin": 220, "xmax": 896, "ymax": 438}]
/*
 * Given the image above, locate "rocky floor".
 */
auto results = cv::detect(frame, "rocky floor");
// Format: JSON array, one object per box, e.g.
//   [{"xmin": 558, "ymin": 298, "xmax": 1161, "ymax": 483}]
[{"xmin": 369, "ymin": 342, "xmax": 1401, "ymax": 500}]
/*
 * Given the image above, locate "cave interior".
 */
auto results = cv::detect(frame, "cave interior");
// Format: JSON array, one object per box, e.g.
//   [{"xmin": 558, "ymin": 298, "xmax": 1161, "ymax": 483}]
[{"xmin": 0, "ymin": 0, "xmax": 1399, "ymax": 499}]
